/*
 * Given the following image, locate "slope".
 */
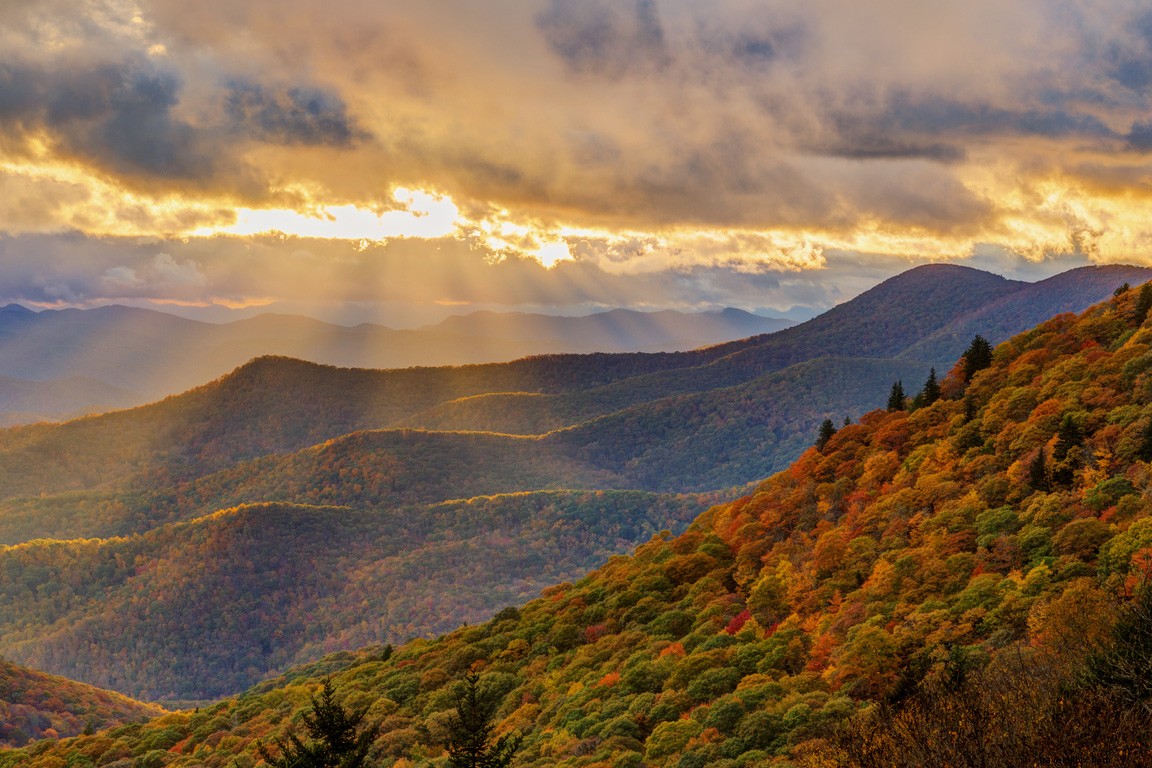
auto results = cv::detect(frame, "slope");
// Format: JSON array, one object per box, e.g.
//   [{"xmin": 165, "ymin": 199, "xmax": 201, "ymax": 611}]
[
  {"xmin": 9, "ymin": 284, "xmax": 1152, "ymax": 765},
  {"xmin": 0, "ymin": 660, "xmax": 163, "ymax": 748},
  {"xmin": 0, "ymin": 491, "xmax": 714, "ymax": 700}
]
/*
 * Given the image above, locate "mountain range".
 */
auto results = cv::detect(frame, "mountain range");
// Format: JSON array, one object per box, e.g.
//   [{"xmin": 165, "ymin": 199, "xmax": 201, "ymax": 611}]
[
  {"xmin": 0, "ymin": 264, "xmax": 1147, "ymax": 701},
  {"xmin": 4, "ymin": 268, "xmax": 1152, "ymax": 764},
  {"xmin": 0, "ymin": 304, "xmax": 793, "ymax": 425}
]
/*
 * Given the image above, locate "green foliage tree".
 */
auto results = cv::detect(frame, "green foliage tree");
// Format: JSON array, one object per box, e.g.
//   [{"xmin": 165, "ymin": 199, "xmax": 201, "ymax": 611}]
[
  {"xmin": 961, "ymin": 335, "xmax": 994, "ymax": 382},
  {"xmin": 816, "ymin": 419, "xmax": 837, "ymax": 452},
  {"xmin": 257, "ymin": 679, "xmax": 379, "ymax": 768},
  {"xmin": 886, "ymin": 381, "xmax": 906, "ymax": 412},
  {"xmin": 445, "ymin": 673, "xmax": 522, "ymax": 768}
]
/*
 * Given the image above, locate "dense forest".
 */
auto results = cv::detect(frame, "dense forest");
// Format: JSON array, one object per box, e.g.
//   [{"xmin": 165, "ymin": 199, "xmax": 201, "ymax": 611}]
[
  {"xmin": 0, "ymin": 661, "xmax": 162, "ymax": 748},
  {"xmin": 0, "ymin": 491, "xmax": 719, "ymax": 701},
  {"xmin": 5, "ymin": 281, "xmax": 1152, "ymax": 765}
]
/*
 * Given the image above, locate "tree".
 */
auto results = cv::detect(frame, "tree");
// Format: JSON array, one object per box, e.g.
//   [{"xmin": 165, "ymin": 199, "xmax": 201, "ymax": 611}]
[
  {"xmin": 258, "ymin": 679, "xmax": 379, "ymax": 768},
  {"xmin": 1135, "ymin": 282, "xmax": 1152, "ymax": 326},
  {"xmin": 1028, "ymin": 448, "xmax": 1049, "ymax": 492},
  {"xmin": 1087, "ymin": 585, "xmax": 1152, "ymax": 708},
  {"xmin": 887, "ymin": 381, "xmax": 906, "ymax": 411},
  {"xmin": 816, "ymin": 419, "xmax": 837, "ymax": 452},
  {"xmin": 445, "ymin": 672, "xmax": 522, "ymax": 768},
  {"xmin": 961, "ymin": 335, "xmax": 994, "ymax": 382},
  {"xmin": 920, "ymin": 368, "xmax": 941, "ymax": 407}
]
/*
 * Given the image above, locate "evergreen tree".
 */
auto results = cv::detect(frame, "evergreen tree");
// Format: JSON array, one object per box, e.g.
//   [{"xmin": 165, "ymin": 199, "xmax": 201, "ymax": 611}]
[
  {"xmin": 1028, "ymin": 448, "xmax": 1049, "ymax": 491},
  {"xmin": 1087, "ymin": 585, "xmax": 1152, "ymax": 707},
  {"xmin": 1135, "ymin": 283, "xmax": 1152, "ymax": 326},
  {"xmin": 1138, "ymin": 418, "xmax": 1152, "ymax": 462},
  {"xmin": 1115, "ymin": 282, "xmax": 1131, "ymax": 297},
  {"xmin": 887, "ymin": 380, "xmax": 906, "ymax": 411},
  {"xmin": 961, "ymin": 335, "xmax": 994, "ymax": 382},
  {"xmin": 1051, "ymin": 414, "xmax": 1083, "ymax": 487},
  {"xmin": 962, "ymin": 396, "xmax": 977, "ymax": 424},
  {"xmin": 445, "ymin": 673, "xmax": 523, "ymax": 768},
  {"xmin": 920, "ymin": 368, "xmax": 941, "ymax": 407},
  {"xmin": 816, "ymin": 418, "xmax": 837, "ymax": 452},
  {"xmin": 258, "ymin": 679, "xmax": 379, "ymax": 768},
  {"xmin": 1053, "ymin": 414, "xmax": 1082, "ymax": 462}
]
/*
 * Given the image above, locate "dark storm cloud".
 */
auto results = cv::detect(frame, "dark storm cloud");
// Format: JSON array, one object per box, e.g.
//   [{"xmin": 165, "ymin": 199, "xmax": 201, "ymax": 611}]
[
  {"xmin": 0, "ymin": 58, "xmax": 216, "ymax": 179},
  {"xmin": 224, "ymin": 80, "xmax": 364, "ymax": 146},
  {"xmin": 536, "ymin": 0, "xmax": 669, "ymax": 77},
  {"xmin": 816, "ymin": 92, "xmax": 1119, "ymax": 163},
  {"xmin": 1107, "ymin": 11, "xmax": 1152, "ymax": 90},
  {"xmin": 0, "ymin": 53, "xmax": 363, "ymax": 189}
]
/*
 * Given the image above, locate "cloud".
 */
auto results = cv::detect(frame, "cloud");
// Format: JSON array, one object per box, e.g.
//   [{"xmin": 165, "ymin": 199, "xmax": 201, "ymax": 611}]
[
  {"xmin": 1, "ymin": 0, "xmax": 1152, "ymax": 301},
  {"xmin": 223, "ymin": 79, "xmax": 363, "ymax": 147}
]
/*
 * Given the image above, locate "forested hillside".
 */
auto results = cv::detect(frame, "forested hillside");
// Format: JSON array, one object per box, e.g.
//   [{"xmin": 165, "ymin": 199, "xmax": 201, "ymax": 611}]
[
  {"xmin": 0, "ymin": 491, "xmax": 717, "ymax": 700},
  {"xmin": 0, "ymin": 660, "xmax": 162, "ymax": 748},
  {"xmin": 7, "ymin": 279, "xmax": 1152, "ymax": 765}
]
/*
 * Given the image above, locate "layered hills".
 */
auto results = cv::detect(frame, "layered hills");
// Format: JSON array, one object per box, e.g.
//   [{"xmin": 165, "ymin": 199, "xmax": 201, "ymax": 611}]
[
  {"xmin": 0, "ymin": 264, "xmax": 1147, "ymax": 701},
  {"xmin": 0, "ymin": 304, "xmax": 793, "ymax": 424},
  {"xmin": 6, "ymin": 272, "xmax": 1152, "ymax": 766}
]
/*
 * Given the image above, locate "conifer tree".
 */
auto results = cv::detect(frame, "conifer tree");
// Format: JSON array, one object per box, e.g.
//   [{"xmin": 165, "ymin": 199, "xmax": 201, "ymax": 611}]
[
  {"xmin": 257, "ymin": 679, "xmax": 379, "ymax": 768},
  {"xmin": 816, "ymin": 418, "xmax": 837, "ymax": 452},
  {"xmin": 920, "ymin": 368, "xmax": 941, "ymax": 406},
  {"xmin": 1028, "ymin": 448, "xmax": 1049, "ymax": 491},
  {"xmin": 961, "ymin": 335, "xmax": 994, "ymax": 382},
  {"xmin": 1135, "ymin": 283, "xmax": 1152, "ymax": 326},
  {"xmin": 445, "ymin": 672, "xmax": 522, "ymax": 768},
  {"xmin": 1138, "ymin": 418, "xmax": 1152, "ymax": 462},
  {"xmin": 887, "ymin": 380, "xmax": 906, "ymax": 411}
]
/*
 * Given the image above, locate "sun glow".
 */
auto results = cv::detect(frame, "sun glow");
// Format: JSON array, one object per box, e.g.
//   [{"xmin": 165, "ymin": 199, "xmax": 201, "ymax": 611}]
[{"xmin": 197, "ymin": 188, "xmax": 462, "ymax": 240}]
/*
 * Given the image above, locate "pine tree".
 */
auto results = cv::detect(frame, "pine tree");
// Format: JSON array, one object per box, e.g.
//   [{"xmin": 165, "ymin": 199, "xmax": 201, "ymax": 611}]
[
  {"xmin": 445, "ymin": 673, "xmax": 523, "ymax": 768},
  {"xmin": 920, "ymin": 368, "xmax": 941, "ymax": 406},
  {"xmin": 1138, "ymin": 418, "xmax": 1152, "ymax": 462},
  {"xmin": 1135, "ymin": 283, "xmax": 1152, "ymax": 326},
  {"xmin": 887, "ymin": 380, "xmax": 906, "ymax": 411},
  {"xmin": 962, "ymin": 335, "xmax": 994, "ymax": 382},
  {"xmin": 1053, "ymin": 414, "xmax": 1082, "ymax": 462},
  {"xmin": 1028, "ymin": 448, "xmax": 1049, "ymax": 491},
  {"xmin": 816, "ymin": 418, "xmax": 837, "ymax": 452},
  {"xmin": 258, "ymin": 679, "xmax": 379, "ymax": 768}
]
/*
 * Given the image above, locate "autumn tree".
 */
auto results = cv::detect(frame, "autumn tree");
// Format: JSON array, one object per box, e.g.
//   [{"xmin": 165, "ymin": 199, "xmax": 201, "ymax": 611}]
[
  {"xmin": 258, "ymin": 679, "xmax": 379, "ymax": 768},
  {"xmin": 445, "ymin": 672, "xmax": 522, "ymax": 768}
]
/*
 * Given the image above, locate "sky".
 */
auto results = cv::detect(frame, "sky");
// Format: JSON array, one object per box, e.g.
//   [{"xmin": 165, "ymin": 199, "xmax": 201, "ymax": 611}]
[{"xmin": 2, "ymin": 0, "xmax": 1151, "ymax": 324}]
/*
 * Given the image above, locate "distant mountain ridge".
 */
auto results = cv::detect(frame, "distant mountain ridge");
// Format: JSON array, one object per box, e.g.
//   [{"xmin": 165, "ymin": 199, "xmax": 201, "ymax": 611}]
[{"xmin": 0, "ymin": 305, "xmax": 794, "ymax": 423}]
